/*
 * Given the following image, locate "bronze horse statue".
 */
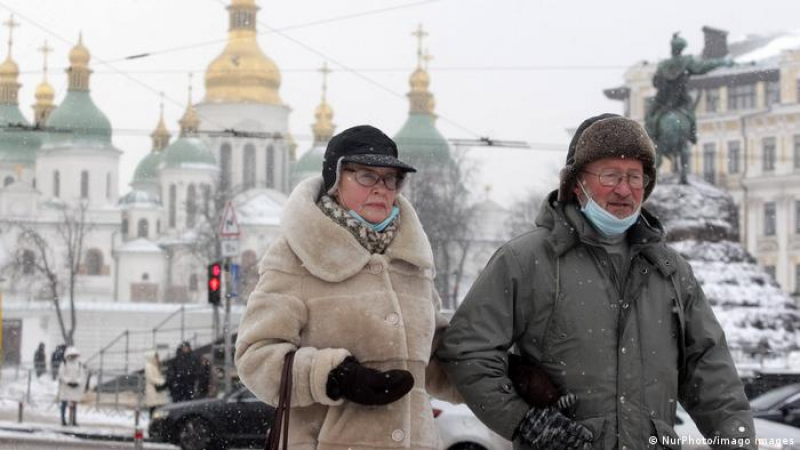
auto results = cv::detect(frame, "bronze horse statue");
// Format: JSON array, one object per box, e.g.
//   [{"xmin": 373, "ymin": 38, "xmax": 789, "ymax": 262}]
[{"xmin": 654, "ymin": 109, "xmax": 694, "ymax": 185}]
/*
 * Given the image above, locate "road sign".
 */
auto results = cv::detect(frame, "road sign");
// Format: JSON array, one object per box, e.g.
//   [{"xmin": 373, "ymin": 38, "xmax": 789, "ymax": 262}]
[
  {"xmin": 230, "ymin": 263, "xmax": 239, "ymax": 297},
  {"xmin": 219, "ymin": 201, "xmax": 241, "ymax": 237},
  {"xmin": 221, "ymin": 239, "xmax": 239, "ymax": 258}
]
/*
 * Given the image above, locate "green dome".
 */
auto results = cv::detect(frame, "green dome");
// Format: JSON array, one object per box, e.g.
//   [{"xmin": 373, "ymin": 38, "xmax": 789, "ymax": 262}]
[
  {"xmin": 0, "ymin": 105, "xmax": 41, "ymax": 164},
  {"xmin": 292, "ymin": 144, "xmax": 324, "ymax": 175},
  {"xmin": 45, "ymin": 90, "xmax": 112, "ymax": 145},
  {"xmin": 394, "ymin": 112, "xmax": 451, "ymax": 168},
  {"xmin": 133, "ymin": 151, "xmax": 162, "ymax": 182},
  {"xmin": 161, "ymin": 137, "xmax": 216, "ymax": 170}
]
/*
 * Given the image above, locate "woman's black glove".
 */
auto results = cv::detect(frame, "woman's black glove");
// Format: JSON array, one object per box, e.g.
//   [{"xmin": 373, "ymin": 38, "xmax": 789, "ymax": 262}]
[
  {"xmin": 516, "ymin": 406, "xmax": 593, "ymax": 450},
  {"xmin": 326, "ymin": 357, "xmax": 414, "ymax": 405},
  {"xmin": 155, "ymin": 382, "xmax": 169, "ymax": 392},
  {"xmin": 66, "ymin": 382, "xmax": 79, "ymax": 388}
]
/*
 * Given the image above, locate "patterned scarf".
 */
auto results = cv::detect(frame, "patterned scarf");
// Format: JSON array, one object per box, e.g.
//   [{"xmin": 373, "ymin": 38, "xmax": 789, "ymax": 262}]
[{"xmin": 317, "ymin": 194, "xmax": 398, "ymax": 254}]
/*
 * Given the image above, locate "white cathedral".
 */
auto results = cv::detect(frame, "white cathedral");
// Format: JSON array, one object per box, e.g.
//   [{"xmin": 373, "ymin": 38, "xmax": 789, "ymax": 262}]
[{"xmin": 0, "ymin": 0, "xmax": 469, "ymax": 364}]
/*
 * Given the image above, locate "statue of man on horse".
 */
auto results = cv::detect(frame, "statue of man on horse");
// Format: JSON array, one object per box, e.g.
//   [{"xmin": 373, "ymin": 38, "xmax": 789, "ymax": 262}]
[{"xmin": 645, "ymin": 33, "xmax": 733, "ymax": 184}]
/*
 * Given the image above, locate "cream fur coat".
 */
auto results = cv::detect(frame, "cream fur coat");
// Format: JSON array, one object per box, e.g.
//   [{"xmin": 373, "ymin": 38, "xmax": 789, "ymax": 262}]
[{"xmin": 235, "ymin": 177, "xmax": 460, "ymax": 450}]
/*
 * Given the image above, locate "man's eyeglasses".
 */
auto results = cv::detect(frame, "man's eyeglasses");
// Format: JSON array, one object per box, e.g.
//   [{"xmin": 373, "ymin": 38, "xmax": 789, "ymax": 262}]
[
  {"xmin": 582, "ymin": 170, "xmax": 651, "ymax": 189},
  {"xmin": 343, "ymin": 168, "xmax": 406, "ymax": 191}
]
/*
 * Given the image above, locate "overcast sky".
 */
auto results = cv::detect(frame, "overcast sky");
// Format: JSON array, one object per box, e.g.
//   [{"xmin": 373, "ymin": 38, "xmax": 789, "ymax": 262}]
[{"xmin": 4, "ymin": 0, "xmax": 800, "ymax": 206}]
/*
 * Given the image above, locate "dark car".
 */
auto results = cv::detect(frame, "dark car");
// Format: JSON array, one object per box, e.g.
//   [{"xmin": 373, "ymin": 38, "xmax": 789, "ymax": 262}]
[
  {"xmin": 750, "ymin": 382, "xmax": 800, "ymax": 428},
  {"xmin": 148, "ymin": 387, "xmax": 275, "ymax": 450}
]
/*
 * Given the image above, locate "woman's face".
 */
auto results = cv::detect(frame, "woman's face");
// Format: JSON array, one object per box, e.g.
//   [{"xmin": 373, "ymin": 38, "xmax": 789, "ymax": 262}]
[{"xmin": 336, "ymin": 164, "xmax": 401, "ymax": 224}]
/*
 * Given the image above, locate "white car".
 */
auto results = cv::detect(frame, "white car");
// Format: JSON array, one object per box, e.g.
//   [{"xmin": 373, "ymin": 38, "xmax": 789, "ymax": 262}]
[
  {"xmin": 432, "ymin": 399, "xmax": 512, "ymax": 450},
  {"xmin": 675, "ymin": 405, "xmax": 800, "ymax": 450}
]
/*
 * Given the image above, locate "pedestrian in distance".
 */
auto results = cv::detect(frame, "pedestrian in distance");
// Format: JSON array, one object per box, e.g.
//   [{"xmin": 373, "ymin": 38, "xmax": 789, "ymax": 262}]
[
  {"xmin": 437, "ymin": 114, "xmax": 756, "ymax": 450},
  {"xmin": 50, "ymin": 343, "xmax": 66, "ymax": 381},
  {"xmin": 57, "ymin": 346, "xmax": 86, "ymax": 427},
  {"xmin": 33, "ymin": 342, "xmax": 47, "ymax": 378},
  {"xmin": 166, "ymin": 341, "xmax": 200, "ymax": 403},
  {"xmin": 235, "ymin": 125, "xmax": 461, "ymax": 449},
  {"xmin": 144, "ymin": 351, "xmax": 169, "ymax": 416},
  {"xmin": 196, "ymin": 355, "xmax": 214, "ymax": 399}
]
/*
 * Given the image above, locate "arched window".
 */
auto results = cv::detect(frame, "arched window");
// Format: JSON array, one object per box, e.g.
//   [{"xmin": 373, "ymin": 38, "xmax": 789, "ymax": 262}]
[
  {"xmin": 121, "ymin": 216, "xmax": 129, "ymax": 235},
  {"xmin": 80, "ymin": 170, "xmax": 89, "ymax": 199},
  {"xmin": 22, "ymin": 250, "xmax": 35, "ymax": 275},
  {"xmin": 220, "ymin": 143, "xmax": 232, "ymax": 192},
  {"xmin": 156, "ymin": 219, "xmax": 161, "ymax": 233},
  {"xmin": 3, "ymin": 176, "xmax": 13, "ymax": 187},
  {"xmin": 106, "ymin": 173, "xmax": 111, "ymax": 200},
  {"xmin": 186, "ymin": 184, "xmax": 197, "ymax": 228},
  {"xmin": 169, "ymin": 184, "xmax": 177, "ymax": 228},
  {"xmin": 137, "ymin": 218, "xmax": 149, "ymax": 238},
  {"xmin": 266, "ymin": 145, "xmax": 275, "ymax": 188},
  {"xmin": 85, "ymin": 249, "xmax": 103, "ymax": 276},
  {"xmin": 53, "ymin": 171, "xmax": 60, "ymax": 198},
  {"xmin": 243, "ymin": 144, "xmax": 256, "ymax": 189},
  {"xmin": 201, "ymin": 184, "xmax": 211, "ymax": 215},
  {"xmin": 189, "ymin": 274, "xmax": 199, "ymax": 291}
]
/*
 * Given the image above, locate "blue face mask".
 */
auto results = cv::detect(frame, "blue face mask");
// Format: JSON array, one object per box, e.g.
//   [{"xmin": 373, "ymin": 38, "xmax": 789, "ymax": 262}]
[
  {"xmin": 579, "ymin": 183, "xmax": 640, "ymax": 237},
  {"xmin": 348, "ymin": 205, "xmax": 400, "ymax": 232}
]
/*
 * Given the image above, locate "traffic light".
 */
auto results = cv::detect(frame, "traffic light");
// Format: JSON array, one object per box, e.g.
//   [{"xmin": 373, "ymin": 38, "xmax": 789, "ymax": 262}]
[{"xmin": 208, "ymin": 261, "xmax": 222, "ymax": 305}]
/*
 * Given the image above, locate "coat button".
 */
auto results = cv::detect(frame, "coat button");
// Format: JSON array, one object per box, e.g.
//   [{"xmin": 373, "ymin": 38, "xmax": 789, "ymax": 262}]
[
  {"xmin": 386, "ymin": 313, "xmax": 400, "ymax": 325},
  {"xmin": 621, "ymin": 347, "xmax": 627, "ymax": 354},
  {"xmin": 391, "ymin": 429, "xmax": 405, "ymax": 442}
]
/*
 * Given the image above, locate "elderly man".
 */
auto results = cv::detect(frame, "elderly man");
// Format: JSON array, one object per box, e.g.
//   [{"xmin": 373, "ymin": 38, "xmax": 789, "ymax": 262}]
[{"xmin": 437, "ymin": 114, "xmax": 755, "ymax": 450}]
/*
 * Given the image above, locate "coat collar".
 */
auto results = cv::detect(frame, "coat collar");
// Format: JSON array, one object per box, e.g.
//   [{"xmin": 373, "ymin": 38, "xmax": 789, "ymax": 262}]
[
  {"xmin": 281, "ymin": 177, "xmax": 434, "ymax": 282},
  {"xmin": 536, "ymin": 190, "xmax": 675, "ymax": 275}
]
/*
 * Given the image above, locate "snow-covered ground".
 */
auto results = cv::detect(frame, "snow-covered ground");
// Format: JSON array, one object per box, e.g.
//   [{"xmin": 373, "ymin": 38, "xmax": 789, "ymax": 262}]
[{"xmin": 0, "ymin": 367, "xmax": 147, "ymax": 436}]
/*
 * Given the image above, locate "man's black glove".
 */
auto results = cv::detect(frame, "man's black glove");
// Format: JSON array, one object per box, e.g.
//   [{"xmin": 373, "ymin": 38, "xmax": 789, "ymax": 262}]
[
  {"xmin": 517, "ymin": 406, "xmax": 593, "ymax": 450},
  {"xmin": 326, "ymin": 357, "xmax": 414, "ymax": 405},
  {"xmin": 508, "ymin": 354, "xmax": 560, "ymax": 407}
]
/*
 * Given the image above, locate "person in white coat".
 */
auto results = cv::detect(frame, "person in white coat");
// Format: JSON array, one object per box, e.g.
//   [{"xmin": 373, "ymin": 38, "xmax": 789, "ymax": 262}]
[
  {"xmin": 57, "ymin": 347, "xmax": 86, "ymax": 426},
  {"xmin": 144, "ymin": 351, "xmax": 169, "ymax": 416}
]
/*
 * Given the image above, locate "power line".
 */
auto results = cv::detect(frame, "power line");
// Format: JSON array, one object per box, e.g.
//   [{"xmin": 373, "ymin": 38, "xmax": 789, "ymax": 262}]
[{"xmin": 107, "ymin": 0, "xmax": 440, "ymax": 63}]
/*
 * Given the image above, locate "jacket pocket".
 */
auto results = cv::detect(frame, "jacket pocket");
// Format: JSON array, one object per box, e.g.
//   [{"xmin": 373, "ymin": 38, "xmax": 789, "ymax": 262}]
[{"xmin": 649, "ymin": 418, "xmax": 681, "ymax": 450}]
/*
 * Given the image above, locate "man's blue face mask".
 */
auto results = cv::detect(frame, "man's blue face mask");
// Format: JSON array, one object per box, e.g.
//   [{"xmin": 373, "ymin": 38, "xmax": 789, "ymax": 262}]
[{"xmin": 578, "ymin": 182, "xmax": 640, "ymax": 236}]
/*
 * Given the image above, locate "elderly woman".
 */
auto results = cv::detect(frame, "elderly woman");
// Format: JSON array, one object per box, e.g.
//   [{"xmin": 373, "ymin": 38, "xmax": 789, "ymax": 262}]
[
  {"xmin": 235, "ymin": 125, "xmax": 459, "ymax": 449},
  {"xmin": 144, "ymin": 351, "xmax": 168, "ymax": 415},
  {"xmin": 57, "ymin": 346, "xmax": 85, "ymax": 426}
]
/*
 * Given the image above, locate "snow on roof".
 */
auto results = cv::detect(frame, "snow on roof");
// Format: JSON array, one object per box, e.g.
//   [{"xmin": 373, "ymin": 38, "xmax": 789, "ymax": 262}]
[
  {"xmin": 733, "ymin": 30, "xmax": 800, "ymax": 63},
  {"xmin": 234, "ymin": 188, "xmax": 286, "ymax": 226},
  {"xmin": 115, "ymin": 238, "xmax": 163, "ymax": 253}
]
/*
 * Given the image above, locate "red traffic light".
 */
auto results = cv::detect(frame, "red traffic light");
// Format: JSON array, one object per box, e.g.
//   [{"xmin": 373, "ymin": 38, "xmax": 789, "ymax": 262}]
[
  {"xmin": 211, "ymin": 264, "xmax": 221, "ymax": 277},
  {"xmin": 208, "ymin": 278, "xmax": 221, "ymax": 292}
]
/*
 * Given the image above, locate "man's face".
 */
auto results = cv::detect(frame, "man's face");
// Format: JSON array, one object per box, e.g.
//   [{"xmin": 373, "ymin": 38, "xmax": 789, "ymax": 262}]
[{"xmin": 573, "ymin": 157, "xmax": 646, "ymax": 219}]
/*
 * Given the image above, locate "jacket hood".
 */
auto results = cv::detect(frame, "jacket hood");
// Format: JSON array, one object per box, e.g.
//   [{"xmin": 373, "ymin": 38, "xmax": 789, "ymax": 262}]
[{"xmin": 280, "ymin": 177, "xmax": 434, "ymax": 282}]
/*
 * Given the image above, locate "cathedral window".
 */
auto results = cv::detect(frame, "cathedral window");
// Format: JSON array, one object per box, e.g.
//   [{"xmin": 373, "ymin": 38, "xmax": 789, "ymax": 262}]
[
  {"xmin": 220, "ymin": 144, "xmax": 232, "ymax": 193},
  {"xmin": 53, "ymin": 171, "xmax": 60, "ymax": 198},
  {"xmin": 169, "ymin": 184, "xmax": 177, "ymax": 228},
  {"xmin": 201, "ymin": 184, "xmax": 211, "ymax": 216},
  {"xmin": 244, "ymin": 144, "xmax": 256, "ymax": 189},
  {"xmin": 137, "ymin": 219, "xmax": 149, "ymax": 238},
  {"xmin": 106, "ymin": 173, "xmax": 111, "ymax": 200},
  {"xmin": 186, "ymin": 184, "xmax": 197, "ymax": 229},
  {"xmin": 80, "ymin": 170, "xmax": 89, "ymax": 199},
  {"xmin": 85, "ymin": 249, "xmax": 104, "ymax": 276},
  {"xmin": 189, "ymin": 274, "xmax": 199, "ymax": 291},
  {"xmin": 3, "ymin": 176, "xmax": 13, "ymax": 187},
  {"xmin": 122, "ymin": 217, "xmax": 129, "ymax": 235},
  {"xmin": 266, "ymin": 145, "xmax": 275, "ymax": 188}
]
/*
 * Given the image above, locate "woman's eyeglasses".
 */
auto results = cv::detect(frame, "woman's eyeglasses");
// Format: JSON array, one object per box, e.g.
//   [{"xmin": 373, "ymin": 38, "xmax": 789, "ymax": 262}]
[{"xmin": 343, "ymin": 168, "xmax": 406, "ymax": 191}]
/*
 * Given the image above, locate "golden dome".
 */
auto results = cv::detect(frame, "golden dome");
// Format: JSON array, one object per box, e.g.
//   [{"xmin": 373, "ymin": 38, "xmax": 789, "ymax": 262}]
[
  {"xmin": 312, "ymin": 100, "xmax": 334, "ymax": 144},
  {"xmin": 69, "ymin": 34, "xmax": 90, "ymax": 67},
  {"xmin": 0, "ymin": 56, "xmax": 18, "ymax": 79},
  {"xmin": 204, "ymin": 1, "xmax": 282, "ymax": 105},
  {"xmin": 409, "ymin": 67, "xmax": 429, "ymax": 92},
  {"xmin": 35, "ymin": 80, "xmax": 54, "ymax": 102}
]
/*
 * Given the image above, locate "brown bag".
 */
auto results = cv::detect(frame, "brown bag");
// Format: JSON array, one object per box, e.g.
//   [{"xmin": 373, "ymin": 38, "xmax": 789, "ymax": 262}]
[{"xmin": 265, "ymin": 351, "xmax": 295, "ymax": 450}]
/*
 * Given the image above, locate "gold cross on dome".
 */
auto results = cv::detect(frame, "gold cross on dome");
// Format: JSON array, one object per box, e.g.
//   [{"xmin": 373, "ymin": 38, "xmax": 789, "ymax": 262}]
[
  {"xmin": 3, "ymin": 15, "xmax": 19, "ymax": 56},
  {"xmin": 38, "ymin": 40, "xmax": 52, "ymax": 77},
  {"xmin": 318, "ymin": 61, "xmax": 331, "ymax": 102},
  {"xmin": 411, "ymin": 24, "xmax": 428, "ymax": 68}
]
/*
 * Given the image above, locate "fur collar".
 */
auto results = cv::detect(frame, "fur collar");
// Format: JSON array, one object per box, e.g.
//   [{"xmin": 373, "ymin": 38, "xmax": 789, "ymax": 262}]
[{"xmin": 282, "ymin": 177, "xmax": 434, "ymax": 282}]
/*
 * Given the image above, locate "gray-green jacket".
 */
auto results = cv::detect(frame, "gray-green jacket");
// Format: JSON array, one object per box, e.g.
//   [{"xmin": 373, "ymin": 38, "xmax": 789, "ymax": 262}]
[{"xmin": 437, "ymin": 192, "xmax": 755, "ymax": 450}]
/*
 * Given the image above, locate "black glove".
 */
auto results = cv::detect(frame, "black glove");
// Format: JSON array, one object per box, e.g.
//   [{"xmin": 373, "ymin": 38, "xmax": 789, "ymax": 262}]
[
  {"xmin": 326, "ymin": 357, "xmax": 414, "ymax": 405},
  {"xmin": 516, "ymin": 406, "xmax": 593, "ymax": 450},
  {"xmin": 67, "ymin": 382, "xmax": 79, "ymax": 388},
  {"xmin": 155, "ymin": 382, "xmax": 168, "ymax": 392}
]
